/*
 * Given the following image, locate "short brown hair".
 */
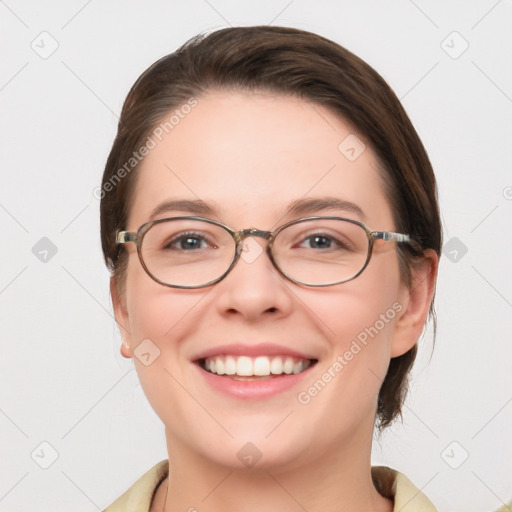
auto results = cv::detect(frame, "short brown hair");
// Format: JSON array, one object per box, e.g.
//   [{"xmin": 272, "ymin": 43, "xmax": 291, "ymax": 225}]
[{"xmin": 100, "ymin": 25, "xmax": 441, "ymax": 430}]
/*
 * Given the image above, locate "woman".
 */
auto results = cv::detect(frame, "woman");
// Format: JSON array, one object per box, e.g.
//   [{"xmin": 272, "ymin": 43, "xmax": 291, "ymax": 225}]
[{"xmin": 100, "ymin": 26, "xmax": 440, "ymax": 511}]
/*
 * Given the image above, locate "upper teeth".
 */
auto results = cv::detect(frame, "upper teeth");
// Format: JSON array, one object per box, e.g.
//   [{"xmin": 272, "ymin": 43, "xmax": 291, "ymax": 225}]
[{"xmin": 203, "ymin": 355, "xmax": 311, "ymax": 377}]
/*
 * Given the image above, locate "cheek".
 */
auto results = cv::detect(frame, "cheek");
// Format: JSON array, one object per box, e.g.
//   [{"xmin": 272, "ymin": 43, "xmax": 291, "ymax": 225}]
[
  {"xmin": 123, "ymin": 271, "xmax": 206, "ymax": 432},
  {"xmin": 299, "ymin": 268, "xmax": 401, "ymax": 352},
  {"xmin": 312, "ymin": 291, "xmax": 398, "ymax": 392},
  {"xmin": 295, "ymin": 260, "xmax": 402, "ymax": 402},
  {"xmin": 125, "ymin": 261, "xmax": 205, "ymax": 343}
]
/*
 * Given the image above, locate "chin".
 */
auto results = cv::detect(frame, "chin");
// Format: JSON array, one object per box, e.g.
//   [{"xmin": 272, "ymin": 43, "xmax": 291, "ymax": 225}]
[{"xmin": 191, "ymin": 425, "xmax": 310, "ymax": 472}]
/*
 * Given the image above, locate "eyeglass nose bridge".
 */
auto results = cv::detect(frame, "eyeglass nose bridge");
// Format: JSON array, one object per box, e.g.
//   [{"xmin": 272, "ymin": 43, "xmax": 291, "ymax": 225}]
[{"xmin": 234, "ymin": 227, "xmax": 273, "ymax": 243}]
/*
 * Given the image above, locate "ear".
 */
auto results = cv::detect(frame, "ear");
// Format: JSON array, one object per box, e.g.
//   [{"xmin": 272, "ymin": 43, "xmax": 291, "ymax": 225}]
[
  {"xmin": 110, "ymin": 276, "xmax": 133, "ymax": 359},
  {"xmin": 390, "ymin": 249, "xmax": 439, "ymax": 358}
]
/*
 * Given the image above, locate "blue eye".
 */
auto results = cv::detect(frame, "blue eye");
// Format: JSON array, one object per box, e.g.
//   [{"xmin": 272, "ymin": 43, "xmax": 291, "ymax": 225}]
[
  {"xmin": 301, "ymin": 235, "xmax": 335, "ymax": 249},
  {"xmin": 298, "ymin": 232, "xmax": 351, "ymax": 251},
  {"xmin": 164, "ymin": 232, "xmax": 211, "ymax": 250}
]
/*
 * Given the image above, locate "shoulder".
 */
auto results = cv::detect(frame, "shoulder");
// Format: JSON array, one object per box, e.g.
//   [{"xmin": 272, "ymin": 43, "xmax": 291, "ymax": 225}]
[
  {"xmin": 371, "ymin": 465, "xmax": 438, "ymax": 511},
  {"xmin": 103, "ymin": 459, "xmax": 169, "ymax": 512}
]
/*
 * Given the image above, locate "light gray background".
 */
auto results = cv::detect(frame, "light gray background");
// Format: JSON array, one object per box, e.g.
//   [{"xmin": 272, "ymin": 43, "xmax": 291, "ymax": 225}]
[{"xmin": 1, "ymin": 1, "xmax": 511, "ymax": 510}]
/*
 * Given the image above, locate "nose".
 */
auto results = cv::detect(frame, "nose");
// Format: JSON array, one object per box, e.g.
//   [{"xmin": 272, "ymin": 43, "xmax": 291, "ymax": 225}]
[{"xmin": 214, "ymin": 235, "xmax": 294, "ymax": 322}]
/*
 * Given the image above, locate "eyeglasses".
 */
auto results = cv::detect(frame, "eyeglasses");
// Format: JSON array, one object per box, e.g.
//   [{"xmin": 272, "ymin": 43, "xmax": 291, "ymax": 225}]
[{"xmin": 115, "ymin": 216, "xmax": 418, "ymax": 289}]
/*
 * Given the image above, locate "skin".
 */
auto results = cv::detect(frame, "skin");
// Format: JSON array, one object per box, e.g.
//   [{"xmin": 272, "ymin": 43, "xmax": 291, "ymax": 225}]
[{"xmin": 111, "ymin": 91, "xmax": 438, "ymax": 512}]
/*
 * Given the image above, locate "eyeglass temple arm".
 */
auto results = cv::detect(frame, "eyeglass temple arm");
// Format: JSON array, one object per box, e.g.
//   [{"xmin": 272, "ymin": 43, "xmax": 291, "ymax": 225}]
[
  {"xmin": 371, "ymin": 231, "xmax": 411, "ymax": 243},
  {"xmin": 116, "ymin": 230, "xmax": 137, "ymax": 244},
  {"xmin": 371, "ymin": 231, "xmax": 424, "ymax": 253}
]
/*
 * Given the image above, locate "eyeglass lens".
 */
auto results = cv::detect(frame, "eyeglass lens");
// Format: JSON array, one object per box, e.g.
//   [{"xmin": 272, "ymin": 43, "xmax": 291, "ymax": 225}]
[{"xmin": 140, "ymin": 218, "xmax": 370, "ymax": 287}]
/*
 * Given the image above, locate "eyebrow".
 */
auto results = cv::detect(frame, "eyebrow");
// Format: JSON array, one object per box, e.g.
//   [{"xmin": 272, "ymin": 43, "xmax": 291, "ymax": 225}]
[
  {"xmin": 148, "ymin": 197, "xmax": 366, "ymax": 223},
  {"xmin": 285, "ymin": 197, "xmax": 366, "ymax": 221}
]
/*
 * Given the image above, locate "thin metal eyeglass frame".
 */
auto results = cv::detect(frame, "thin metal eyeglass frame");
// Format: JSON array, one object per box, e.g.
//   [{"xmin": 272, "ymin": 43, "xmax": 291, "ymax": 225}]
[{"xmin": 115, "ymin": 215, "xmax": 419, "ymax": 289}]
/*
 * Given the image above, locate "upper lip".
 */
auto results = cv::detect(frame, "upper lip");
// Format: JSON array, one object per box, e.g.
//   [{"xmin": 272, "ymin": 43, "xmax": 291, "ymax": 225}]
[{"xmin": 192, "ymin": 343, "xmax": 317, "ymax": 362}]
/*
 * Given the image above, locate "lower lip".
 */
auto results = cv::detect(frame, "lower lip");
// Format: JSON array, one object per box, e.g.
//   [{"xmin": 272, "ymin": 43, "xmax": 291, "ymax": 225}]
[{"xmin": 194, "ymin": 363, "xmax": 315, "ymax": 399}]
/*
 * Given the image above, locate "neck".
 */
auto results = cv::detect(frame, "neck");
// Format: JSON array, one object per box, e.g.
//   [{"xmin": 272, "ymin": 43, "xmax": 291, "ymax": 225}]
[{"xmin": 155, "ymin": 420, "xmax": 393, "ymax": 512}]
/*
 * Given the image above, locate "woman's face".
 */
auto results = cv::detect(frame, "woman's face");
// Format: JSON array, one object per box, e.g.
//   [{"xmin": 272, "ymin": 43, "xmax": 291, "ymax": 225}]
[{"xmin": 114, "ymin": 91, "xmax": 417, "ymax": 470}]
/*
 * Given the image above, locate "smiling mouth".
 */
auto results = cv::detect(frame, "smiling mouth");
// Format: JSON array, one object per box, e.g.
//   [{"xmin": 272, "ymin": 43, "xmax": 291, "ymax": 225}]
[{"xmin": 197, "ymin": 355, "xmax": 317, "ymax": 380}]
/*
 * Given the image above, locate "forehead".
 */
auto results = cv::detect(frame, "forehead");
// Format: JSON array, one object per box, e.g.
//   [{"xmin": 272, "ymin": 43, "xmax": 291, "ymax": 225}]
[{"xmin": 127, "ymin": 91, "xmax": 393, "ymax": 230}]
